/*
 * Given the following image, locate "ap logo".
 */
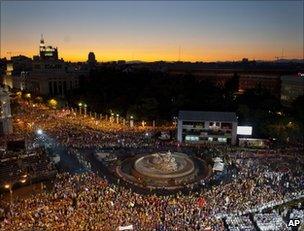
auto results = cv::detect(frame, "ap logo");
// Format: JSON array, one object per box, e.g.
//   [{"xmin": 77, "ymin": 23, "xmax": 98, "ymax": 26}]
[{"xmin": 288, "ymin": 219, "xmax": 301, "ymax": 227}]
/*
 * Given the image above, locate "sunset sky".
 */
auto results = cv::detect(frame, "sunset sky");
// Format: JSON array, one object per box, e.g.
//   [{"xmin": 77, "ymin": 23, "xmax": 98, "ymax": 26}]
[{"xmin": 1, "ymin": 1, "xmax": 303, "ymax": 62}]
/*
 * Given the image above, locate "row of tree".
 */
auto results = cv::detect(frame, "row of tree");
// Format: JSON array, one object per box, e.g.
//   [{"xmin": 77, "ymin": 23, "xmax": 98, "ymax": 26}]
[{"xmin": 68, "ymin": 67, "xmax": 303, "ymax": 142}]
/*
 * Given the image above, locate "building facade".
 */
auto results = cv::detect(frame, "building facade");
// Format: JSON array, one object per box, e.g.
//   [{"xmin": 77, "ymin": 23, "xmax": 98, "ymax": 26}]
[
  {"xmin": 0, "ymin": 87, "xmax": 13, "ymax": 135},
  {"xmin": 177, "ymin": 111, "xmax": 237, "ymax": 145},
  {"xmin": 238, "ymin": 74, "xmax": 280, "ymax": 97},
  {"xmin": 2, "ymin": 37, "xmax": 82, "ymax": 97},
  {"xmin": 28, "ymin": 59, "xmax": 79, "ymax": 96},
  {"xmin": 280, "ymin": 75, "xmax": 304, "ymax": 105}
]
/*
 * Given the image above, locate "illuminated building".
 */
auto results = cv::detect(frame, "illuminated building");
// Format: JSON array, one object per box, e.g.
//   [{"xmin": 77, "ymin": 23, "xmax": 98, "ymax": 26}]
[
  {"xmin": 39, "ymin": 34, "xmax": 58, "ymax": 60},
  {"xmin": 27, "ymin": 36, "xmax": 81, "ymax": 96},
  {"xmin": 3, "ymin": 63, "xmax": 28, "ymax": 91},
  {"xmin": 177, "ymin": 111, "xmax": 237, "ymax": 145},
  {"xmin": 1, "ymin": 36, "xmax": 83, "ymax": 97},
  {"xmin": 0, "ymin": 87, "xmax": 13, "ymax": 135}
]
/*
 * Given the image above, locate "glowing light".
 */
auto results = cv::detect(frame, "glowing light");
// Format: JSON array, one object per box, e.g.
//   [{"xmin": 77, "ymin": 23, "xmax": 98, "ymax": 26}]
[
  {"xmin": 36, "ymin": 129, "xmax": 43, "ymax": 135},
  {"xmin": 237, "ymin": 126, "xmax": 252, "ymax": 136},
  {"xmin": 49, "ymin": 99, "xmax": 58, "ymax": 108},
  {"xmin": 4, "ymin": 184, "xmax": 10, "ymax": 189}
]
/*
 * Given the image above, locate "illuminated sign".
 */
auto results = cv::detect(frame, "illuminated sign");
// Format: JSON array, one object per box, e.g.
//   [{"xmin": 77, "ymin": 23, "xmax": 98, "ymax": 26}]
[
  {"xmin": 237, "ymin": 126, "xmax": 252, "ymax": 135},
  {"xmin": 45, "ymin": 52, "xmax": 53, "ymax": 56},
  {"xmin": 185, "ymin": 135, "xmax": 199, "ymax": 141}
]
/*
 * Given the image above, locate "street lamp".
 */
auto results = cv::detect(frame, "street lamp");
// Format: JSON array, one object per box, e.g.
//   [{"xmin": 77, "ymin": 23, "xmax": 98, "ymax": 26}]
[
  {"xmin": 84, "ymin": 104, "xmax": 87, "ymax": 116},
  {"xmin": 4, "ymin": 183, "xmax": 13, "ymax": 203},
  {"xmin": 36, "ymin": 129, "xmax": 43, "ymax": 135},
  {"xmin": 116, "ymin": 114, "xmax": 119, "ymax": 124},
  {"xmin": 110, "ymin": 113, "xmax": 114, "ymax": 123},
  {"xmin": 130, "ymin": 115, "xmax": 134, "ymax": 128},
  {"xmin": 78, "ymin": 103, "xmax": 83, "ymax": 115}
]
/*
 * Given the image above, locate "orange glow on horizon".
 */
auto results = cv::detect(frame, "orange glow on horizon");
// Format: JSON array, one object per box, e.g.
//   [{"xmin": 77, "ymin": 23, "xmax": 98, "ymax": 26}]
[{"xmin": 1, "ymin": 49, "xmax": 303, "ymax": 62}]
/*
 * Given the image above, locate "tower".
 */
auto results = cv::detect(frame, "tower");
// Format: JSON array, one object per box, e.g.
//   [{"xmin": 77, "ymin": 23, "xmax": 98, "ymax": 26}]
[
  {"xmin": 40, "ymin": 34, "xmax": 45, "ymax": 53},
  {"xmin": 39, "ymin": 35, "xmax": 58, "ymax": 60},
  {"xmin": 87, "ymin": 52, "xmax": 97, "ymax": 67}
]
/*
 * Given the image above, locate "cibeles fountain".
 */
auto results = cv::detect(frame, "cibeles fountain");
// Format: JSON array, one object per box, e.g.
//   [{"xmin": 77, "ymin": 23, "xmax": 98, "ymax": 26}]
[{"xmin": 117, "ymin": 151, "xmax": 209, "ymax": 189}]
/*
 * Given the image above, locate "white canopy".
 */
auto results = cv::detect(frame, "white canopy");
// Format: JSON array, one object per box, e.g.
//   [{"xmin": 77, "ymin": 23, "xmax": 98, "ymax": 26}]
[
  {"xmin": 213, "ymin": 157, "xmax": 223, "ymax": 163},
  {"xmin": 213, "ymin": 162, "xmax": 224, "ymax": 172}
]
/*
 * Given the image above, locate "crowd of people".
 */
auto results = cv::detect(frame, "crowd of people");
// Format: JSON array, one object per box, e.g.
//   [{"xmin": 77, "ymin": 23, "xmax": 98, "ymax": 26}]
[{"xmin": 0, "ymin": 99, "xmax": 303, "ymax": 230}]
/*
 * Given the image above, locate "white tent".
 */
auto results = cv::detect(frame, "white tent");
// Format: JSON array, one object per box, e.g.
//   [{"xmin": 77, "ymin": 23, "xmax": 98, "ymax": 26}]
[
  {"xmin": 213, "ymin": 162, "xmax": 224, "ymax": 172},
  {"xmin": 213, "ymin": 157, "xmax": 223, "ymax": 163}
]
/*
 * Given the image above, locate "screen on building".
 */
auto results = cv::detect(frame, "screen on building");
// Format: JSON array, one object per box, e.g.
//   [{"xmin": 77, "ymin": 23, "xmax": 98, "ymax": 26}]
[
  {"xmin": 237, "ymin": 126, "xmax": 252, "ymax": 135},
  {"xmin": 185, "ymin": 135, "xmax": 199, "ymax": 141}
]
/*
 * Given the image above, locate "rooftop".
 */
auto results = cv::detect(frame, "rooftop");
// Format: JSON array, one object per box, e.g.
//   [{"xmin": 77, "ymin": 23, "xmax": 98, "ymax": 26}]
[{"xmin": 178, "ymin": 110, "xmax": 237, "ymax": 122}]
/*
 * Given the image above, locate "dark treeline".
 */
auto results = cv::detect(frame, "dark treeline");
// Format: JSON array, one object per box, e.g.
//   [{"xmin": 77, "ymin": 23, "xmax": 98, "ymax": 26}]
[{"xmin": 68, "ymin": 67, "xmax": 303, "ymax": 141}]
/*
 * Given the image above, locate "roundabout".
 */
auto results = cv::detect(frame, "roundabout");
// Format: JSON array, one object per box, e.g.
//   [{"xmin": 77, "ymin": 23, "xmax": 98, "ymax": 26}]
[{"xmin": 117, "ymin": 151, "xmax": 210, "ymax": 189}]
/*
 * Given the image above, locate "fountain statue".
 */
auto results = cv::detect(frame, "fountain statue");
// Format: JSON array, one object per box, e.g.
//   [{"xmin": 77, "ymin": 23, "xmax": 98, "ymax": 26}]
[{"xmin": 151, "ymin": 151, "xmax": 178, "ymax": 172}]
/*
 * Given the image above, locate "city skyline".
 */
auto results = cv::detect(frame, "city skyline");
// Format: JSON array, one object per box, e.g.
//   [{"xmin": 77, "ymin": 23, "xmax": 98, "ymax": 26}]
[{"xmin": 1, "ymin": 1, "xmax": 303, "ymax": 62}]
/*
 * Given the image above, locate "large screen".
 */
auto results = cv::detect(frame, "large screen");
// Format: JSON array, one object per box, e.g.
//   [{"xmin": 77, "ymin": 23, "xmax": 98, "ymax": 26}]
[{"xmin": 237, "ymin": 126, "xmax": 252, "ymax": 135}]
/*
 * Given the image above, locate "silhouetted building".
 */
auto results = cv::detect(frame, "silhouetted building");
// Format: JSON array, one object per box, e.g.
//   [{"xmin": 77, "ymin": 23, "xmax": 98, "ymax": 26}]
[
  {"xmin": 10, "ymin": 55, "xmax": 32, "ymax": 74},
  {"xmin": 238, "ymin": 74, "xmax": 280, "ymax": 97},
  {"xmin": 281, "ymin": 75, "xmax": 304, "ymax": 105},
  {"xmin": 87, "ymin": 52, "xmax": 96, "ymax": 64},
  {"xmin": 2, "ymin": 36, "xmax": 82, "ymax": 97}
]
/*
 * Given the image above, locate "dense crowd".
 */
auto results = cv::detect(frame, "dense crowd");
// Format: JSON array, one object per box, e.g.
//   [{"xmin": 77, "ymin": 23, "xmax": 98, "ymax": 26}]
[
  {"xmin": 0, "ymin": 99, "xmax": 303, "ymax": 230},
  {"xmin": 1, "ymin": 173, "xmax": 225, "ymax": 230}
]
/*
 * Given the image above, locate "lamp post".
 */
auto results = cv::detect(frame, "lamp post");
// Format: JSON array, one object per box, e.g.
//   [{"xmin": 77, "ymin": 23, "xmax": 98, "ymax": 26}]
[
  {"xmin": 110, "ymin": 113, "xmax": 114, "ymax": 123},
  {"xmin": 84, "ymin": 104, "xmax": 87, "ymax": 116},
  {"xmin": 4, "ymin": 183, "xmax": 13, "ymax": 203},
  {"xmin": 116, "ymin": 114, "xmax": 119, "ymax": 124},
  {"xmin": 142, "ymin": 120, "xmax": 146, "ymax": 128},
  {"xmin": 78, "ymin": 103, "xmax": 82, "ymax": 115},
  {"xmin": 130, "ymin": 116, "xmax": 134, "ymax": 128}
]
